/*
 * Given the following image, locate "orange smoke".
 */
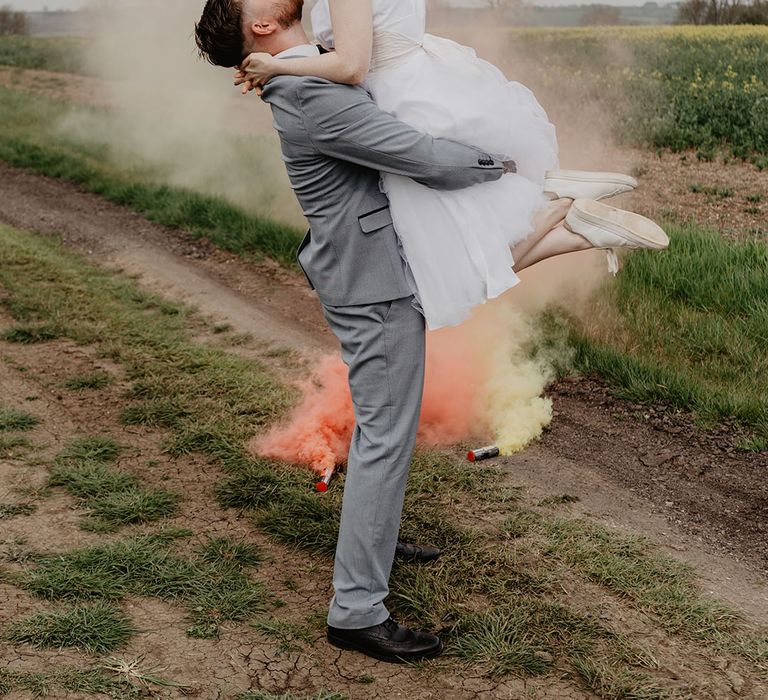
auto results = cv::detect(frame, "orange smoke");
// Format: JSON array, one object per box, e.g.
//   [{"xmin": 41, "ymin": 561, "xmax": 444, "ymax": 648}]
[
  {"xmin": 253, "ymin": 322, "xmax": 492, "ymax": 474},
  {"xmin": 252, "ymin": 252, "xmax": 610, "ymax": 474},
  {"xmin": 253, "ymin": 355, "xmax": 354, "ymax": 471}
]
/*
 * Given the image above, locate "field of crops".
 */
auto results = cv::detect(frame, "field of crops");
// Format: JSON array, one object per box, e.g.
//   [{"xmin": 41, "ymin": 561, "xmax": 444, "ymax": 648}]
[
  {"xmin": 444, "ymin": 25, "xmax": 768, "ymax": 163},
  {"xmin": 0, "ymin": 35, "xmax": 85, "ymax": 74}
]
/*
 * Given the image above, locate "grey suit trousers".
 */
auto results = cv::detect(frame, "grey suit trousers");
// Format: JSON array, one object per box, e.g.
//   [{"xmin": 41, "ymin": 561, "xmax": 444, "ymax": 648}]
[{"xmin": 321, "ymin": 295, "xmax": 426, "ymax": 629}]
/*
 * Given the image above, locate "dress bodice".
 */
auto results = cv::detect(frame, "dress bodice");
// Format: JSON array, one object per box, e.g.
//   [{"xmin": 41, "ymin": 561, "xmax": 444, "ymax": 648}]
[{"xmin": 311, "ymin": 0, "xmax": 426, "ymax": 50}]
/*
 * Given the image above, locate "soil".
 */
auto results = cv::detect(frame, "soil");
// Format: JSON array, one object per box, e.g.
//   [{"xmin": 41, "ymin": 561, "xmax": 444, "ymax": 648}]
[{"xmin": 625, "ymin": 150, "xmax": 768, "ymax": 241}]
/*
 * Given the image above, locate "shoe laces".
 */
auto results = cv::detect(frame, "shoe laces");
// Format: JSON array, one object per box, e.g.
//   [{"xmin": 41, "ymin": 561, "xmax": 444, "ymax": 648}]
[{"xmin": 382, "ymin": 617, "xmax": 399, "ymax": 635}]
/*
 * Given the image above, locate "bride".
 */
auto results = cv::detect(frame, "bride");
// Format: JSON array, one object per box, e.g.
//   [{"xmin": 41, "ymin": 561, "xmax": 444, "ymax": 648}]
[{"xmin": 235, "ymin": 0, "xmax": 669, "ymax": 330}]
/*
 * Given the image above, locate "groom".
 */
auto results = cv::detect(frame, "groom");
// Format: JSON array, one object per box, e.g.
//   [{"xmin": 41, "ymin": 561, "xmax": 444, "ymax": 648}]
[{"xmin": 195, "ymin": 0, "xmax": 512, "ymax": 663}]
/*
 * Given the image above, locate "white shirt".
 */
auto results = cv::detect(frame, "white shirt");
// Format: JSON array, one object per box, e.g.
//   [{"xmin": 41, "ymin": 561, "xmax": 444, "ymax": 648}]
[{"xmin": 275, "ymin": 44, "xmax": 321, "ymax": 61}]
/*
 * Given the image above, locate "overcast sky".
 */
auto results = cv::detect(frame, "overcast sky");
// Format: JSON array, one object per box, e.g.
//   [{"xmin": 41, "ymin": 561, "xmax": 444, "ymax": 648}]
[{"xmin": 7, "ymin": 0, "xmax": 673, "ymax": 11}]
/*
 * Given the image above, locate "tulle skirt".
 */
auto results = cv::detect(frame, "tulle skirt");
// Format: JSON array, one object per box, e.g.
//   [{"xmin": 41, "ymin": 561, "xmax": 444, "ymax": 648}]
[{"xmin": 366, "ymin": 34, "xmax": 559, "ymax": 330}]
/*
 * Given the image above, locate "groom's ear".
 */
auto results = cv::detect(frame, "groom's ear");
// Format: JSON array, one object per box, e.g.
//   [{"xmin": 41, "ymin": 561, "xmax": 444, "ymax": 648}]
[{"xmin": 248, "ymin": 20, "xmax": 278, "ymax": 37}]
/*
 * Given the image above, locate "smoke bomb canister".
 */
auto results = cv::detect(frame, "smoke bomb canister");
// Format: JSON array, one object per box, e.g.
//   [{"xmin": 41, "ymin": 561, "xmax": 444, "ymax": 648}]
[
  {"xmin": 467, "ymin": 445, "xmax": 500, "ymax": 462},
  {"xmin": 315, "ymin": 467, "xmax": 335, "ymax": 492}
]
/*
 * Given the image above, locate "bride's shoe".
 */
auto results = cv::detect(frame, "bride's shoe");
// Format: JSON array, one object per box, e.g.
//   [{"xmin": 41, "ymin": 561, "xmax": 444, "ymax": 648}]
[
  {"xmin": 565, "ymin": 198, "xmax": 669, "ymax": 275},
  {"xmin": 545, "ymin": 170, "xmax": 638, "ymax": 202}
]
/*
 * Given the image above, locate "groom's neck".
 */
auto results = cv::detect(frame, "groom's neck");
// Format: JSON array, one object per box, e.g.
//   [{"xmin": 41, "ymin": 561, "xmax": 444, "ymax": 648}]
[{"xmin": 261, "ymin": 25, "xmax": 312, "ymax": 56}]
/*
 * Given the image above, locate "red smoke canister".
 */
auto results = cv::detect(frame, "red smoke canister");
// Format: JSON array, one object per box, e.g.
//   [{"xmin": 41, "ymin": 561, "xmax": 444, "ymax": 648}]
[
  {"xmin": 315, "ymin": 466, "xmax": 335, "ymax": 492},
  {"xmin": 467, "ymin": 445, "xmax": 500, "ymax": 462}
]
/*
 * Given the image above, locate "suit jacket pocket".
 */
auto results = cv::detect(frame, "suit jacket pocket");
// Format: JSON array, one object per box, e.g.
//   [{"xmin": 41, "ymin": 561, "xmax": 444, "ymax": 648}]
[{"xmin": 359, "ymin": 206, "xmax": 394, "ymax": 234}]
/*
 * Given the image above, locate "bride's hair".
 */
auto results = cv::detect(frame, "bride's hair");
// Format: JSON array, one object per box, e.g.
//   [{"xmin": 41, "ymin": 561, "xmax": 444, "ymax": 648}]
[{"xmin": 195, "ymin": 0, "xmax": 304, "ymax": 68}]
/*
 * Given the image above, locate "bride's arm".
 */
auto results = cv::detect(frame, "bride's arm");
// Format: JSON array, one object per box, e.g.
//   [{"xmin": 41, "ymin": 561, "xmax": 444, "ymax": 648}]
[{"xmin": 237, "ymin": 0, "xmax": 373, "ymax": 91}]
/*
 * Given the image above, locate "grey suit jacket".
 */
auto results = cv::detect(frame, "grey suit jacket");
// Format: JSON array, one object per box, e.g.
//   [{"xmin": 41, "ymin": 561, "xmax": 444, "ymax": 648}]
[{"xmin": 261, "ymin": 75, "xmax": 505, "ymax": 307}]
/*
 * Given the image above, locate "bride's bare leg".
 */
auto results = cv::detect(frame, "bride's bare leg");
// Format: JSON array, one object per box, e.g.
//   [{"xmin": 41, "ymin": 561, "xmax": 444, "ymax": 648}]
[
  {"xmin": 513, "ymin": 225, "xmax": 592, "ymax": 272},
  {"xmin": 510, "ymin": 198, "xmax": 573, "ymax": 263}
]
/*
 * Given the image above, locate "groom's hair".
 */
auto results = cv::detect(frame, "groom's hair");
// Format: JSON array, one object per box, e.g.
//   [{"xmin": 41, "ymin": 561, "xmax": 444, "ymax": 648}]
[{"xmin": 195, "ymin": 0, "xmax": 304, "ymax": 68}]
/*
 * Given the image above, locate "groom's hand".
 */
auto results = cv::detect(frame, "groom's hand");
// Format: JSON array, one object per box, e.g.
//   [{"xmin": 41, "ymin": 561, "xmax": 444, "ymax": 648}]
[{"xmin": 502, "ymin": 160, "xmax": 517, "ymax": 174}]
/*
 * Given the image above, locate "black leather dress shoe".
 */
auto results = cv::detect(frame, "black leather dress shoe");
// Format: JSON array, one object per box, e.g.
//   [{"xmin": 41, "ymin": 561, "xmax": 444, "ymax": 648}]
[
  {"xmin": 395, "ymin": 540, "xmax": 442, "ymax": 563},
  {"xmin": 327, "ymin": 617, "xmax": 443, "ymax": 663}
]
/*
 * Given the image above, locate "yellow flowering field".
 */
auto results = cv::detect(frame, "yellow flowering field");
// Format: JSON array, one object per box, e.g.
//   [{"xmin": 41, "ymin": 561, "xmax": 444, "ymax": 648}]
[{"xmin": 443, "ymin": 25, "xmax": 768, "ymax": 161}]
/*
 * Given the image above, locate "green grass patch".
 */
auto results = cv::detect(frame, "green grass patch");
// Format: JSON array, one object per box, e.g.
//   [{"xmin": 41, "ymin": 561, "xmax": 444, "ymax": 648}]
[
  {"xmin": 11, "ymin": 532, "xmax": 266, "ymax": 639},
  {"xmin": 487, "ymin": 26, "xmax": 768, "ymax": 157},
  {"xmin": 56, "ymin": 435, "xmax": 122, "ymax": 464},
  {"xmin": 0, "ymin": 434, "xmax": 31, "ymax": 458},
  {"xmin": 1, "ymin": 322, "xmax": 61, "ymax": 343},
  {"xmin": 0, "ymin": 86, "xmax": 303, "ymax": 266},
  {"xmin": 542, "ymin": 517, "xmax": 742, "ymax": 642},
  {"xmin": 63, "ymin": 371, "xmax": 113, "ymax": 391},
  {"xmin": 573, "ymin": 657, "xmax": 671, "ymax": 700},
  {"xmin": 0, "ymin": 406, "xmax": 39, "ymax": 432},
  {"xmin": 0, "ymin": 36, "xmax": 86, "ymax": 74},
  {"xmin": 50, "ymin": 461, "xmax": 137, "ymax": 500},
  {"xmin": 570, "ymin": 222, "xmax": 768, "ymax": 438},
  {"xmin": 0, "ymin": 666, "xmax": 140, "ymax": 700},
  {"xmin": 198, "ymin": 538, "xmax": 262, "ymax": 569},
  {"xmin": 5, "ymin": 601, "xmax": 134, "ymax": 654},
  {"xmin": 121, "ymin": 397, "xmax": 191, "ymax": 429},
  {"xmin": 49, "ymin": 437, "xmax": 179, "ymax": 529},
  {"xmin": 0, "ymin": 502, "xmax": 36, "ymax": 519},
  {"xmin": 86, "ymin": 487, "xmax": 180, "ymax": 528}
]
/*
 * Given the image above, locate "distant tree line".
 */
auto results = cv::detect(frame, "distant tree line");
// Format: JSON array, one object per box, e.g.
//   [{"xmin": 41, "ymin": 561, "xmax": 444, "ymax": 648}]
[
  {"xmin": 0, "ymin": 4, "xmax": 28, "ymax": 35},
  {"xmin": 678, "ymin": 0, "xmax": 768, "ymax": 24},
  {"xmin": 580, "ymin": 5, "xmax": 622, "ymax": 25}
]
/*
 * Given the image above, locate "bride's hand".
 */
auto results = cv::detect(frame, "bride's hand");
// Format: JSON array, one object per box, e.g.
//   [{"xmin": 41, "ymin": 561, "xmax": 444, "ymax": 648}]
[
  {"xmin": 235, "ymin": 52, "xmax": 279, "ymax": 94},
  {"xmin": 234, "ymin": 69, "xmax": 260, "ymax": 96}
]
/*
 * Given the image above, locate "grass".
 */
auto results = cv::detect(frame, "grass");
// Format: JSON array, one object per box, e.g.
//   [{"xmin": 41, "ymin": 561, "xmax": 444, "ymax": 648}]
[
  {"xmin": 0, "ymin": 223, "xmax": 764, "ymax": 696},
  {"xmin": 0, "ymin": 406, "xmax": 39, "ymax": 432},
  {"xmin": 5, "ymin": 601, "xmax": 134, "ymax": 654},
  {"xmin": 237, "ymin": 693, "xmax": 348, "ymax": 700},
  {"xmin": 0, "ymin": 666, "xmax": 141, "ymax": 700},
  {"xmin": 86, "ymin": 488, "xmax": 180, "ymax": 528},
  {"xmin": 541, "ymin": 517, "xmax": 742, "ymax": 641},
  {"xmin": 0, "ymin": 502, "xmax": 36, "ymax": 519},
  {"xmin": 49, "ymin": 437, "xmax": 180, "ymax": 530},
  {"xmin": 9, "ymin": 531, "xmax": 267, "ymax": 640},
  {"xmin": 480, "ymin": 25, "xmax": 768, "ymax": 158},
  {"xmin": 0, "ymin": 86, "xmax": 304, "ymax": 266},
  {"xmin": 0, "ymin": 434, "xmax": 31, "ymax": 458},
  {"xmin": 252, "ymin": 617, "xmax": 314, "ymax": 654},
  {"xmin": 56, "ymin": 435, "xmax": 122, "ymax": 464},
  {"xmin": 50, "ymin": 461, "xmax": 137, "ymax": 499},
  {"xmin": 0, "ymin": 36, "xmax": 86, "ymax": 74},
  {"xmin": 63, "ymin": 371, "xmax": 113, "ymax": 391},
  {"xmin": 198, "ymin": 537, "xmax": 262, "ymax": 568},
  {"xmin": 569, "ymin": 223, "xmax": 768, "ymax": 439}
]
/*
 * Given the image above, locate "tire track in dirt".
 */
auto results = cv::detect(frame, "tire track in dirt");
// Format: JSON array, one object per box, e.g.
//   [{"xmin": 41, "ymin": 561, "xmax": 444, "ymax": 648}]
[{"xmin": 0, "ymin": 162, "xmax": 766, "ymax": 630}]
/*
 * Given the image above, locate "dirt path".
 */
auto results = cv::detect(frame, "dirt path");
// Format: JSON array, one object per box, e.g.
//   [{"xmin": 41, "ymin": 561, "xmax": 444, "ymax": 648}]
[
  {"xmin": 0, "ymin": 163, "xmax": 332, "ymax": 355},
  {"xmin": 0, "ymin": 162, "xmax": 766, "ymax": 631}
]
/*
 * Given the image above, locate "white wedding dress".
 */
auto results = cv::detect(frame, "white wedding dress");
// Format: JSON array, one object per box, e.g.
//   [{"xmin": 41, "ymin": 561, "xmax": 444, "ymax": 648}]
[{"xmin": 311, "ymin": 0, "xmax": 560, "ymax": 330}]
